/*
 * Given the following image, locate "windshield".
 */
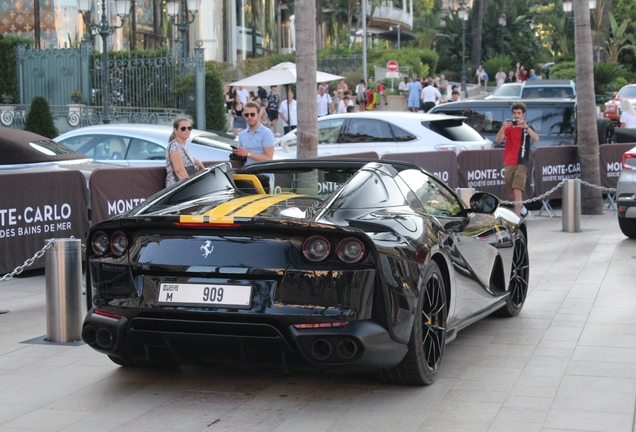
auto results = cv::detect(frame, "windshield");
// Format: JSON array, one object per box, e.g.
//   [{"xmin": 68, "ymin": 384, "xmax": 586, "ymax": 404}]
[{"xmin": 618, "ymin": 87, "xmax": 636, "ymax": 98}]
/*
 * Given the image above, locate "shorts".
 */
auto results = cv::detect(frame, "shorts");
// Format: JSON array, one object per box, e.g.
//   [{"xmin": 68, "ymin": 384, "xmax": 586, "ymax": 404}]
[
  {"xmin": 408, "ymin": 97, "xmax": 419, "ymax": 108},
  {"xmin": 504, "ymin": 164, "xmax": 528, "ymax": 194},
  {"xmin": 267, "ymin": 110, "xmax": 279, "ymax": 121}
]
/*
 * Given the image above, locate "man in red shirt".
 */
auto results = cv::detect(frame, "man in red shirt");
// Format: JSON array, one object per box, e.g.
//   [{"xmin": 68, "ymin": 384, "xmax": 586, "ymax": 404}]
[{"xmin": 495, "ymin": 102, "xmax": 539, "ymax": 217}]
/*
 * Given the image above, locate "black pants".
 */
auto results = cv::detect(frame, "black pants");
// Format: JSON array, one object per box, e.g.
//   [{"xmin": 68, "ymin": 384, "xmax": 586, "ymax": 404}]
[
  {"xmin": 284, "ymin": 125, "xmax": 297, "ymax": 135},
  {"xmin": 423, "ymin": 102, "xmax": 436, "ymax": 113}
]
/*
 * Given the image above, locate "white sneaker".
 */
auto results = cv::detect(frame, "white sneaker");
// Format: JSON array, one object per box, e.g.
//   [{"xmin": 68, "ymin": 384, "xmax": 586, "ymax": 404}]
[{"xmin": 520, "ymin": 207, "xmax": 530, "ymax": 218}]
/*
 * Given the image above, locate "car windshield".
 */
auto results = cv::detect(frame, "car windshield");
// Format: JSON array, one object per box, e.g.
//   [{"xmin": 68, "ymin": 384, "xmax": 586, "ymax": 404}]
[{"xmin": 618, "ymin": 87, "xmax": 636, "ymax": 98}]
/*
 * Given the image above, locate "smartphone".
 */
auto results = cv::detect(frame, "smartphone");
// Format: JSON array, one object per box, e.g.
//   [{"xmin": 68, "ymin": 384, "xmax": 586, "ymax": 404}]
[{"xmin": 230, "ymin": 145, "xmax": 238, "ymax": 150}]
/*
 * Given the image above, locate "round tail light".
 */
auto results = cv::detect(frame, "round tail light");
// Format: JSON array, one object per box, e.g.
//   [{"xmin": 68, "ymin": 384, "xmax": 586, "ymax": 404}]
[
  {"xmin": 337, "ymin": 237, "xmax": 365, "ymax": 264},
  {"xmin": 302, "ymin": 236, "xmax": 331, "ymax": 262},
  {"xmin": 110, "ymin": 231, "xmax": 128, "ymax": 256},
  {"xmin": 91, "ymin": 231, "xmax": 109, "ymax": 255}
]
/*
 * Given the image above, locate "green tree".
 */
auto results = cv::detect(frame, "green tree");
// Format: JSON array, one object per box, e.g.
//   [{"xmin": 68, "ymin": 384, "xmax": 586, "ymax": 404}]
[
  {"xmin": 605, "ymin": 13, "xmax": 636, "ymax": 62},
  {"xmin": 204, "ymin": 68, "xmax": 227, "ymax": 132},
  {"xmin": 24, "ymin": 96, "xmax": 58, "ymax": 138}
]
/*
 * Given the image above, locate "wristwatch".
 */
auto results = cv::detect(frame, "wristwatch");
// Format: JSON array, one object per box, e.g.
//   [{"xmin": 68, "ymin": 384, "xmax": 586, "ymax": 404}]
[{"xmin": 247, "ymin": 151, "xmax": 252, "ymax": 157}]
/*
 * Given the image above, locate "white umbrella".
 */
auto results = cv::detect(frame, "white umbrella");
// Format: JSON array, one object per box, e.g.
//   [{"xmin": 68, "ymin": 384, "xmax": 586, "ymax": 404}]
[{"xmin": 230, "ymin": 62, "xmax": 344, "ymax": 87}]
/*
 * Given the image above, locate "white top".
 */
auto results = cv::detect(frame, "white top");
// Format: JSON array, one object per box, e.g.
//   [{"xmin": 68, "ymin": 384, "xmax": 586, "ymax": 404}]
[
  {"xmin": 278, "ymin": 99, "xmax": 298, "ymax": 126},
  {"xmin": 620, "ymin": 111, "xmax": 636, "ymax": 129},
  {"xmin": 420, "ymin": 85, "xmax": 442, "ymax": 103},
  {"xmin": 236, "ymin": 89, "xmax": 249, "ymax": 104},
  {"xmin": 398, "ymin": 81, "xmax": 409, "ymax": 93},
  {"xmin": 316, "ymin": 93, "xmax": 332, "ymax": 116},
  {"xmin": 495, "ymin": 71, "xmax": 507, "ymax": 87},
  {"xmin": 337, "ymin": 99, "xmax": 354, "ymax": 113}
]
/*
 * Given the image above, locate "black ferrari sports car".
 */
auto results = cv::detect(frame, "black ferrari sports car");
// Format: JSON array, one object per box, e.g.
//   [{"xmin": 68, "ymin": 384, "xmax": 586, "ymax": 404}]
[{"xmin": 82, "ymin": 159, "xmax": 529, "ymax": 386}]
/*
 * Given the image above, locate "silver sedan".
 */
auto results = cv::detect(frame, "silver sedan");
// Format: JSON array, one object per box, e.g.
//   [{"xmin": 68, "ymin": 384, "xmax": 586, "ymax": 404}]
[{"xmin": 55, "ymin": 124, "xmax": 233, "ymax": 167}]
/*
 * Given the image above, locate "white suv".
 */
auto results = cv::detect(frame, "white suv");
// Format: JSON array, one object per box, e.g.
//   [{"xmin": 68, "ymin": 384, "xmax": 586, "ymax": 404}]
[{"xmin": 275, "ymin": 112, "xmax": 492, "ymax": 159}]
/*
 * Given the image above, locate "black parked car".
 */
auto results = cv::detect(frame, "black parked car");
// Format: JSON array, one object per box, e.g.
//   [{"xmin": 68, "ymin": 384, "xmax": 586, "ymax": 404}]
[
  {"xmin": 429, "ymin": 99, "xmax": 616, "ymax": 149},
  {"xmin": 82, "ymin": 159, "xmax": 529, "ymax": 386}
]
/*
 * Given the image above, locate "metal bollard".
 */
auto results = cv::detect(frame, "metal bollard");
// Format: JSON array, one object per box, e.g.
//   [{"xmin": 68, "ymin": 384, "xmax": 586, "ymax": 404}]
[
  {"xmin": 45, "ymin": 238, "xmax": 83, "ymax": 342},
  {"xmin": 562, "ymin": 179, "xmax": 581, "ymax": 232},
  {"xmin": 456, "ymin": 187, "xmax": 476, "ymax": 207}
]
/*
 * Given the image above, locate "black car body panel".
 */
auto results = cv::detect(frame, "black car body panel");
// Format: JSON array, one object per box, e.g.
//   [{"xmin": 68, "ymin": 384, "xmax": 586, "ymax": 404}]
[{"xmin": 83, "ymin": 159, "xmax": 527, "ymax": 377}]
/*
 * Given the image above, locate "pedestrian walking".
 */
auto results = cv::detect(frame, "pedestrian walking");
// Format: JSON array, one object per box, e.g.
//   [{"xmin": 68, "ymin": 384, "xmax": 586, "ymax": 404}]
[
  {"xmin": 420, "ymin": 82, "xmax": 442, "ymax": 112},
  {"xmin": 438, "ymin": 74, "xmax": 449, "ymax": 101},
  {"xmin": 407, "ymin": 75, "xmax": 422, "ymax": 112},
  {"xmin": 317, "ymin": 85, "xmax": 332, "ymax": 117},
  {"xmin": 355, "ymin": 81, "xmax": 367, "ymax": 111},
  {"xmin": 266, "ymin": 85, "xmax": 280, "ymax": 134},
  {"xmin": 279, "ymin": 90, "xmax": 297, "ymax": 134}
]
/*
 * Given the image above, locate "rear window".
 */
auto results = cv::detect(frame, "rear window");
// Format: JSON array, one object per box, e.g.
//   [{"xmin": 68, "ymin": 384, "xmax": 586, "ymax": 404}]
[
  {"xmin": 526, "ymin": 107, "xmax": 575, "ymax": 135},
  {"xmin": 424, "ymin": 119, "xmax": 484, "ymax": 141},
  {"xmin": 493, "ymin": 85, "xmax": 521, "ymax": 97},
  {"xmin": 521, "ymin": 87, "xmax": 574, "ymax": 98}
]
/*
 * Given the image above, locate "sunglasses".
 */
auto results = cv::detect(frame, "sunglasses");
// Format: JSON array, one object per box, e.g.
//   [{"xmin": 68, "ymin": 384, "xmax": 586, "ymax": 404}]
[
  {"xmin": 243, "ymin": 112, "xmax": 257, "ymax": 118},
  {"xmin": 179, "ymin": 126, "xmax": 193, "ymax": 131}
]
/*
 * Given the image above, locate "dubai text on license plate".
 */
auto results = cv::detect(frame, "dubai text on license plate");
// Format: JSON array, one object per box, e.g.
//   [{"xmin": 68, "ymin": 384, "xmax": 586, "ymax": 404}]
[{"xmin": 158, "ymin": 283, "xmax": 251, "ymax": 308}]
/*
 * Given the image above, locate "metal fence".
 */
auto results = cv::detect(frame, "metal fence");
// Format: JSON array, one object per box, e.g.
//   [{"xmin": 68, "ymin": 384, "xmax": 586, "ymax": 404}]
[
  {"xmin": 90, "ymin": 51, "xmax": 195, "ymax": 112},
  {"xmin": 317, "ymin": 55, "xmax": 363, "ymax": 74}
]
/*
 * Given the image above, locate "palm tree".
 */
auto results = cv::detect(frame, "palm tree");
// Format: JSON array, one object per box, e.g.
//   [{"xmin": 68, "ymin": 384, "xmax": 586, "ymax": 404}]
[
  {"xmin": 605, "ymin": 13, "xmax": 636, "ymax": 62},
  {"xmin": 470, "ymin": 0, "xmax": 485, "ymax": 68},
  {"xmin": 296, "ymin": 0, "xmax": 318, "ymax": 158},
  {"xmin": 574, "ymin": 0, "xmax": 602, "ymax": 214}
]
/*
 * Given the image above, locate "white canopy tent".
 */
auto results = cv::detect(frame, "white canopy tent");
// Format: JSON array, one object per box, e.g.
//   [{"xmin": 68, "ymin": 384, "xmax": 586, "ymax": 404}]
[{"xmin": 230, "ymin": 62, "xmax": 344, "ymax": 87}]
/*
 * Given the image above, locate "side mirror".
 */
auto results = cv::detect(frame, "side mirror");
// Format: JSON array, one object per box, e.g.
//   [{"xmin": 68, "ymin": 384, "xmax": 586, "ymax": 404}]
[{"xmin": 470, "ymin": 192, "xmax": 499, "ymax": 214}]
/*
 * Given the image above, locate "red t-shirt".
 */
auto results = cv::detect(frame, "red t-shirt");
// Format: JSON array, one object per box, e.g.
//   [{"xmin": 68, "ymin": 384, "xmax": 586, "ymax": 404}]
[{"xmin": 503, "ymin": 126, "xmax": 531, "ymax": 166}]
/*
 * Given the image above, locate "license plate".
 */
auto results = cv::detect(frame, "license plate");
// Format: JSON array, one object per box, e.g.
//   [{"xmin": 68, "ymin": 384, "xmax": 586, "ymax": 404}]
[{"xmin": 158, "ymin": 283, "xmax": 251, "ymax": 308}]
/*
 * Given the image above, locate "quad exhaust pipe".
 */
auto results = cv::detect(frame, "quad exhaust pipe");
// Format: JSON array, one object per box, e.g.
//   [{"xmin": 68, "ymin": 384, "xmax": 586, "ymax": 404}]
[
  {"xmin": 82, "ymin": 326, "xmax": 115, "ymax": 349},
  {"xmin": 309, "ymin": 338, "xmax": 359, "ymax": 361}
]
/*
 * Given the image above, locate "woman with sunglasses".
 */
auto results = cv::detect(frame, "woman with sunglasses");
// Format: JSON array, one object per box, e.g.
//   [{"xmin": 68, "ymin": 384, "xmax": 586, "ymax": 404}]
[{"xmin": 165, "ymin": 115, "xmax": 204, "ymax": 187}]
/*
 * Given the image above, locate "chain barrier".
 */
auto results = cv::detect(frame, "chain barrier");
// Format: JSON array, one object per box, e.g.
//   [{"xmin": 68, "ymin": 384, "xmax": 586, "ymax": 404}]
[
  {"xmin": 499, "ymin": 178, "xmax": 617, "ymax": 206},
  {"xmin": 0, "ymin": 239, "xmax": 55, "ymax": 284},
  {"xmin": 0, "ymin": 237, "xmax": 87, "ymax": 285}
]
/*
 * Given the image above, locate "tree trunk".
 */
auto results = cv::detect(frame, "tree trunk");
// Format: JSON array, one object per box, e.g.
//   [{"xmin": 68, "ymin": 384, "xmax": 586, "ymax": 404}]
[
  {"xmin": 296, "ymin": 0, "xmax": 318, "ymax": 159},
  {"xmin": 470, "ymin": 0, "xmax": 485, "ymax": 69},
  {"xmin": 574, "ymin": 0, "xmax": 603, "ymax": 214}
]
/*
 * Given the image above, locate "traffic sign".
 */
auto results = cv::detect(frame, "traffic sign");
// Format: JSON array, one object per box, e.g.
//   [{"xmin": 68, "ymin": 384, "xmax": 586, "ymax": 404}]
[{"xmin": 387, "ymin": 60, "xmax": 399, "ymax": 72}]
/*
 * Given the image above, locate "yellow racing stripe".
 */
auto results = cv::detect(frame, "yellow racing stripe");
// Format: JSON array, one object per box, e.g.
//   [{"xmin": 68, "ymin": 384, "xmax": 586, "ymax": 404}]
[{"xmin": 232, "ymin": 194, "xmax": 303, "ymax": 217}]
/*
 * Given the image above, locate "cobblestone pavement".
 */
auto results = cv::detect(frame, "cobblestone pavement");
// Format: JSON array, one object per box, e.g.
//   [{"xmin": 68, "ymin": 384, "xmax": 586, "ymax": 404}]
[{"xmin": 0, "ymin": 210, "xmax": 635, "ymax": 432}]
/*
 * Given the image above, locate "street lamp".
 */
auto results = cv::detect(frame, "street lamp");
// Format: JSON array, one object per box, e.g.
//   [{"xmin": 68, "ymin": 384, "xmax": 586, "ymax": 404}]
[
  {"xmin": 457, "ymin": 0, "xmax": 470, "ymax": 99},
  {"xmin": 167, "ymin": 0, "xmax": 201, "ymax": 63},
  {"xmin": 498, "ymin": 12, "xmax": 506, "ymax": 54},
  {"xmin": 78, "ymin": 0, "xmax": 131, "ymax": 124}
]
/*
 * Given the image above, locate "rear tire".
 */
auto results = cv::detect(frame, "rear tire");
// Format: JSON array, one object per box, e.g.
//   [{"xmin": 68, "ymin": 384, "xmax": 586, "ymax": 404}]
[
  {"xmin": 618, "ymin": 216, "xmax": 636, "ymax": 239},
  {"xmin": 597, "ymin": 118, "xmax": 616, "ymax": 145},
  {"xmin": 380, "ymin": 261, "xmax": 447, "ymax": 386},
  {"xmin": 497, "ymin": 231, "xmax": 529, "ymax": 317}
]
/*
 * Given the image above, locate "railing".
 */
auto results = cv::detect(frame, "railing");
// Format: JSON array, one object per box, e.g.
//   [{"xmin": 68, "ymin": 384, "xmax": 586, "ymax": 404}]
[
  {"xmin": 0, "ymin": 104, "xmax": 184, "ymax": 132},
  {"xmin": 369, "ymin": 5, "xmax": 413, "ymax": 29},
  {"xmin": 317, "ymin": 55, "xmax": 364, "ymax": 75}
]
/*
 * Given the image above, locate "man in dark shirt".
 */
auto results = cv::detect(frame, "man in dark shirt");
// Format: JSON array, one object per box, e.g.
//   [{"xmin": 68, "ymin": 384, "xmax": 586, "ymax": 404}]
[{"xmin": 495, "ymin": 102, "xmax": 539, "ymax": 217}]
